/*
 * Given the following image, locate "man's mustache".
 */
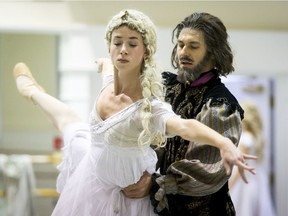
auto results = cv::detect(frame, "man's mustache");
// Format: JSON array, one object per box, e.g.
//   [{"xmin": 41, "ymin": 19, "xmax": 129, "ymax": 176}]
[{"xmin": 179, "ymin": 56, "xmax": 193, "ymax": 63}]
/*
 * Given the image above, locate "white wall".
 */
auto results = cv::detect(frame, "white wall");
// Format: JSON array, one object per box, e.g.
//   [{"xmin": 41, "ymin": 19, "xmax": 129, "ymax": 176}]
[
  {"xmin": 156, "ymin": 28, "xmax": 288, "ymax": 76},
  {"xmin": 274, "ymin": 75, "xmax": 288, "ymax": 216},
  {"xmin": 0, "ymin": 33, "xmax": 58, "ymax": 153},
  {"xmin": 230, "ymin": 31, "xmax": 288, "ymax": 75}
]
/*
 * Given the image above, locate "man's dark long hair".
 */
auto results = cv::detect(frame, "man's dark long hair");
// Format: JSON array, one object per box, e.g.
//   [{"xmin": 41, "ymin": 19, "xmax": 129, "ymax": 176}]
[{"xmin": 171, "ymin": 12, "xmax": 234, "ymax": 76}]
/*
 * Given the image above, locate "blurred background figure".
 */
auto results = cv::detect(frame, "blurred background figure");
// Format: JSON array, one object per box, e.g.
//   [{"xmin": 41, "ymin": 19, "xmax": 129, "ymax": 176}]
[{"xmin": 229, "ymin": 101, "xmax": 276, "ymax": 216}]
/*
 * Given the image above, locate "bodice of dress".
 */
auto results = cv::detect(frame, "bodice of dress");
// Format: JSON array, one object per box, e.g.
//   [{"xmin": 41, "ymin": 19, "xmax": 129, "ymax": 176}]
[
  {"xmin": 88, "ymin": 97, "xmax": 176, "ymax": 188},
  {"xmin": 90, "ymin": 99, "xmax": 144, "ymax": 148}
]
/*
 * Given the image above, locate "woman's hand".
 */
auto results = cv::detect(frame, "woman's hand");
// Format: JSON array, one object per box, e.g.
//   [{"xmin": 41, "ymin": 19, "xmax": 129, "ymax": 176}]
[
  {"xmin": 95, "ymin": 58, "xmax": 114, "ymax": 75},
  {"xmin": 220, "ymin": 137, "xmax": 257, "ymax": 183}
]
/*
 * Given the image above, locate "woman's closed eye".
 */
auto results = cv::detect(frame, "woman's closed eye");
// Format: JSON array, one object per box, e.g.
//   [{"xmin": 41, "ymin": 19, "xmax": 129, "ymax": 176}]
[{"xmin": 129, "ymin": 43, "xmax": 137, "ymax": 47}]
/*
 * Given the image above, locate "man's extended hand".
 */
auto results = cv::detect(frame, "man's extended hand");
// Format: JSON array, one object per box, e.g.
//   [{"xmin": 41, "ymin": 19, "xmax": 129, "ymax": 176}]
[{"xmin": 122, "ymin": 171, "xmax": 152, "ymax": 198}]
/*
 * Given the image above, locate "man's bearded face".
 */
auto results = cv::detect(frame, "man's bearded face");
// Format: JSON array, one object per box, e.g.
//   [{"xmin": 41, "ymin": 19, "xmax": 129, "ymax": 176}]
[
  {"xmin": 176, "ymin": 28, "xmax": 212, "ymax": 83},
  {"xmin": 177, "ymin": 51, "xmax": 212, "ymax": 83}
]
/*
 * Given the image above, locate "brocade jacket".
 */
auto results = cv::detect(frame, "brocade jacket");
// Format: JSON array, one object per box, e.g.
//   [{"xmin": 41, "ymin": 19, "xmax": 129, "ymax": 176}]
[{"xmin": 150, "ymin": 69, "xmax": 244, "ymax": 216}]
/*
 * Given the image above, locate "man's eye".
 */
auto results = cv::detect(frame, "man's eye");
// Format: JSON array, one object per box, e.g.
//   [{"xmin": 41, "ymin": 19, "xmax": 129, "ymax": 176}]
[{"xmin": 190, "ymin": 46, "xmax": 199, "ymax": 49}]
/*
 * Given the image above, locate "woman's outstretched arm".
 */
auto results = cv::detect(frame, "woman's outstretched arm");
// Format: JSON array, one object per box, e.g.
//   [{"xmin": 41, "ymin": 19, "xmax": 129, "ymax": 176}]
[{"xmin": 166, "ymin": 116, "xmax": 257, "ymax": 179}]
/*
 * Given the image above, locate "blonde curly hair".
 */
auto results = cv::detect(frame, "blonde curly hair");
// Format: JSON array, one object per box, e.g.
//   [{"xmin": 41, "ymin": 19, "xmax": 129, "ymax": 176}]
[
  {"xmin": 241, "ymin": 101, "xmax": 264, "ymax": 161},
  {"xmin": 105, "ymin": 9, "xmax": 166, "ymax": 148}
]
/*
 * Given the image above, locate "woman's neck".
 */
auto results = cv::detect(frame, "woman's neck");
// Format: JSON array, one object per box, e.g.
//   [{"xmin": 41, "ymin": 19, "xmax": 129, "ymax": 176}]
[{"xmin": 116, "ymin": 72, "xmax": 143, "ymax": 101}]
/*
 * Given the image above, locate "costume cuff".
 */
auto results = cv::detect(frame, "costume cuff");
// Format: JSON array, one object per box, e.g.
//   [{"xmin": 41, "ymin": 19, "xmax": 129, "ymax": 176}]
[{"xmin": 150, "ymin": 173, "xmax": 178, "ymax": 213}]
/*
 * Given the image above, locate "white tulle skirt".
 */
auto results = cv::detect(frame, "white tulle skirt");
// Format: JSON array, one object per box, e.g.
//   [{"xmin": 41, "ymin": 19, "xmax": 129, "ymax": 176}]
[{"xmin": 52, "ymin": 123, "xmax": 158, "ymax": 216}]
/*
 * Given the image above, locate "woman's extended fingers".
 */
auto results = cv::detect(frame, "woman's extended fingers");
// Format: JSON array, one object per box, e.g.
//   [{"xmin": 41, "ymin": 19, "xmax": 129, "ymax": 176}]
[
  {"xmin": 243, "ymin": 153, "xmax": 258, "ymax": 161},
  {"xmin": 240, "ymin": 158, "xmax": 257, "ymax": 176},
  {"xmin": 224, "ymin": 154, "xmax": 257, "ymax": 183},
  {"xmin": 234, "ymin": 160, "xmax": 256, "ymax": 184},
  {"xmin": 237, "ymin": 153, "xmax": 257, "ymax": 176},
  {"xmin": 223, "ymin": 161, "xmax": 232, "ymax": 175},
  {"xmin": 238, "ymin": 166, "xmax": 248, "ymax": 184},
  {"xmin": 95, "ymin": 58, "xmax": 113, "ymax": 74},
  {"xmin": 222, "ymin": 151, "xmax": 257, "ymax": 179}
]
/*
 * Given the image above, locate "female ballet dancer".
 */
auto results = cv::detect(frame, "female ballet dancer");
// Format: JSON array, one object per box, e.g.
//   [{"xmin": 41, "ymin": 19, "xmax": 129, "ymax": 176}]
[
  {"xmin": 229, "ymin": 101, "xmax": 275, "ymax": 216},
  {"xmin": 13, "ymin": 9, "xmax": 256, "ymax": 216}
]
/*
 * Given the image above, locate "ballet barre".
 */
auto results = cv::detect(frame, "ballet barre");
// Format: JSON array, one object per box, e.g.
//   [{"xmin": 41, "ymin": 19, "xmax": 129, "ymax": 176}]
[
  {"xmin": 30, "ymin": 153, "xmax": 62, "ymax": 165},
  {"xmin": 0, "ymin": 153, "xmax": 62, "ymax": 198},
  {"xmin": 0, "ymin": 188, "xmax": 59, "ymax": 198}
]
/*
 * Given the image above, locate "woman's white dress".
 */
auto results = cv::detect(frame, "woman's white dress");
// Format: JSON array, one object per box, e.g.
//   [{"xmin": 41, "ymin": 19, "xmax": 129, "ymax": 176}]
[
  {"xmin": 230, "ymin": 132, "xmax": 276, "ymax": 216},
  {"xmin": 51, "ymin": 76, "xmax": 176, "ymax": 216}
]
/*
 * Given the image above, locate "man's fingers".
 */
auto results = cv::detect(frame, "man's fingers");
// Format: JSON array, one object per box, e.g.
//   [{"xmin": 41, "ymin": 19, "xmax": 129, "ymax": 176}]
[
  {"xmin": 122, "ymin": 187, "xmax": 145, "ymax": 199},
  {"xmin": 122, "ymin": 171, "xmax": 152, "ymax": 199}
]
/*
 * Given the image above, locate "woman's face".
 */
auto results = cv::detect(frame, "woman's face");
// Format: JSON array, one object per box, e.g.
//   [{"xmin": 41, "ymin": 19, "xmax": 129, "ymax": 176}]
[{"xmin": 109, "ymin": 25, "xmax": 147, "ymax": 74}]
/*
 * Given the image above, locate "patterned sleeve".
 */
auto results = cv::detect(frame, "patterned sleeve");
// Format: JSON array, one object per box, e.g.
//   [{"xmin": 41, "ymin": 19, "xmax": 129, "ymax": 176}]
[{"xmin": 152, "ymin": 99, "xmax": 243, "ymax": 213}]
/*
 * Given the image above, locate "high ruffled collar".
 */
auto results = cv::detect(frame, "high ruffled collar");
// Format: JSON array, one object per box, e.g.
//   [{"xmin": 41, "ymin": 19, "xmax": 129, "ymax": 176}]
[{"xmin": 187, "ymin": 70, "xmax": 216, "ymax": 87}]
